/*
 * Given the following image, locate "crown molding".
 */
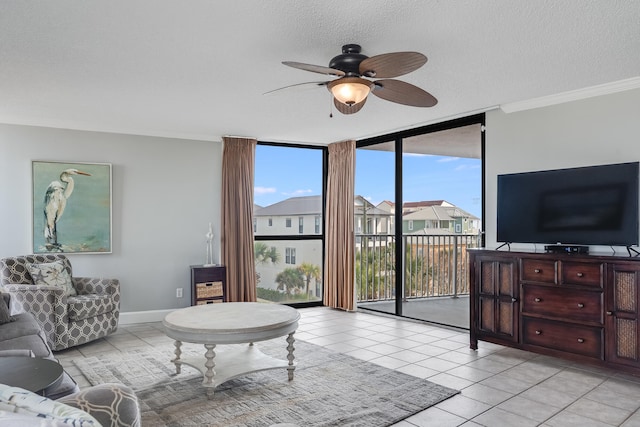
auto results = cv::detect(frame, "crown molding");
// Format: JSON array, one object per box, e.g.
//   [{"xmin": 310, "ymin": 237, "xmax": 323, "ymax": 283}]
[
  {"xmin": 500, "ymin": 77, "xmax": 640, "ymax": 113},
  {"xmin": 0, "ymin": 115, "xmax": 220, "ymax": 142}
]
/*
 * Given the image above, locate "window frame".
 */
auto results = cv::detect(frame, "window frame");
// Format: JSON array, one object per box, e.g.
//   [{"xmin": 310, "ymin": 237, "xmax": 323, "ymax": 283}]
[
  {"xmin": 253, "ymin": 141, "xmax": 327, "ymax": 309},
  {"xmin": 355, "ymin": 113, "xmax": 486, "ymax": 319}
]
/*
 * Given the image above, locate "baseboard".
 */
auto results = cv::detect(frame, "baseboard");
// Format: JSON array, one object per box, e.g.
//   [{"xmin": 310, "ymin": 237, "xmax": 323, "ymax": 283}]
[{"xmin": 119, "ymin": 309, "xmax": 175, "ymax": 325}]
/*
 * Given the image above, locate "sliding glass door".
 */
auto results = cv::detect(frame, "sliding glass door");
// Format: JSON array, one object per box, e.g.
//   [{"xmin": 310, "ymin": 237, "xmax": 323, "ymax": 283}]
[
  {"xmin": 356, "ymin": 116, "xmax": 484, "ymax": 328},
  {"xmin": 354, "ymin": 142, "xmax": 397, "ymax": 309}
]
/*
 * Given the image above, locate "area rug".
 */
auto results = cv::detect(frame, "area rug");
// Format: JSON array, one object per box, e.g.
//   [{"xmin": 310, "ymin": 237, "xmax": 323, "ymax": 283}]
[{"xmin": 74, "ymin": 339, "xmax": 459, "ymax": 427}]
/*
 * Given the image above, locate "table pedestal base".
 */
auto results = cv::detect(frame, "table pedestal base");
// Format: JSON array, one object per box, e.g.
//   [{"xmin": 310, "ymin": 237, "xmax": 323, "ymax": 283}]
[{"xmin": 172, "ymin": 335, "xmax": 296, "ymax": 398}]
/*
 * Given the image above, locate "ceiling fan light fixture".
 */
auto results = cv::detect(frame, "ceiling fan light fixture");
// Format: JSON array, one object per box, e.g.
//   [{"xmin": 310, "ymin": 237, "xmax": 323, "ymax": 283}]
[{"xmin": 328, "ymin": 77, "xmax": 372, "ymax": 106}]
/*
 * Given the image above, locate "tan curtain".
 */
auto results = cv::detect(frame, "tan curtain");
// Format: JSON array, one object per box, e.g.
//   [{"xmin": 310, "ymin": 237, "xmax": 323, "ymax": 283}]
[
  {"xmin": 221, "ymin": 136, "xmax": 257, "ymax": 302},
  {"xmin": 324, "ymin": 139, "xmax": 355, "ymax": 311}
]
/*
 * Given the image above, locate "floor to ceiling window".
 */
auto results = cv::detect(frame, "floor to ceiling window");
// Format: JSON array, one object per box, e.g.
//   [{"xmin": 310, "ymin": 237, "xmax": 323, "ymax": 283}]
[
  {"xmin": 354, "ymin": 145, "xmax": 396, "ymax": 305},
  {"xmin": 253, "ymin": 142, "xmax": 326, "ymax": 307},
  {"xmin": 355, "ymin": 115, "xmax": 485, "ymax": 328}
]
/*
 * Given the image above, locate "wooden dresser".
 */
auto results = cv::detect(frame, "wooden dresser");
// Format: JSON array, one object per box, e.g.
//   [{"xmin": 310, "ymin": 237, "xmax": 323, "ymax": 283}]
[{"xmin": 469, "ymin": 249, "xmax": 640, "ymax": 375}]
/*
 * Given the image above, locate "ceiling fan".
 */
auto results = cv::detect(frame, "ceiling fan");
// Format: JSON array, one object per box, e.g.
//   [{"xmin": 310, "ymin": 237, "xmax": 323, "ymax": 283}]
[{"xmin": 273, "ymin": 44, "xmax": 438, "ymax": 115}]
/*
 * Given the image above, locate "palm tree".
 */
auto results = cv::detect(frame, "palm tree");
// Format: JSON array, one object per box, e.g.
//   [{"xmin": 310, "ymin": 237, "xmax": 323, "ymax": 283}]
[
  {"xmin": 355, "ymin": 240, "xmax": 394, "ymax": 300},
  {"xmin": 298, "ymin": 262, "xmax": 321, "ymax": 299},
  {"xmin": 254, "ymin": 242, "xmax": 281, "ymax": 265},
  {"xmin": 275, "ymin": 268, "xmax": 304, "ymax": 296},
  {"xmin": 254, "ymin": 242, "xmax": 280, "ymax": 285}
]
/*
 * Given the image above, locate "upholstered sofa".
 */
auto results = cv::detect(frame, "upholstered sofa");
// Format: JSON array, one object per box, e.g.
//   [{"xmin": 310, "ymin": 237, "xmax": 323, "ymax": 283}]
[
  {"xmin": 0, "ymin": 254, "xmax": 119, "ymax": 351},
  {"xmin": 0, "ymin": 292, "xmax": 79, "ymax": 399},
  {"xmin": 0, "ymin": 293, "xmax": 140, "ymax": 426}
]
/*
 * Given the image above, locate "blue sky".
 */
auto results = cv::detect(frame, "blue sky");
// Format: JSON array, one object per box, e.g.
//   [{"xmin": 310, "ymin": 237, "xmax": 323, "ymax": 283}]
[{"xmin": 255, "ymin": 145, "xmax": 482, "ymax": 218}]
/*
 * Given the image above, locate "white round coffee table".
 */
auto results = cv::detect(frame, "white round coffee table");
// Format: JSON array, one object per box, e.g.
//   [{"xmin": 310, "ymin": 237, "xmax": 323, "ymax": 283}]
[{"xmin": 163, "ymin": 302, "xmax": 300, "ymax": 397}]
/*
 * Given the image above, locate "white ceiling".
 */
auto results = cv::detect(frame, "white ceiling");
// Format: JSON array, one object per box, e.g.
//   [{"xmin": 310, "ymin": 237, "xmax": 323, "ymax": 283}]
[{"xmin": 1, "ymin": 1, "xmax": 639, "ymax": 145}]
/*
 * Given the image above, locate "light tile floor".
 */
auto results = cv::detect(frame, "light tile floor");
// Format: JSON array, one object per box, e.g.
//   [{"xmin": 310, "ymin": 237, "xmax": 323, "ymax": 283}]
[{"xmin": 54, "ymin": 307, "xmax": 640, "ymax": 427}]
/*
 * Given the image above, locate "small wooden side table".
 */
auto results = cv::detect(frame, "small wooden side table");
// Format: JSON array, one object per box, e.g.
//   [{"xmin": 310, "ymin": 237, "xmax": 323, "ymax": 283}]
[{"xmin": 191, "ymin": 265, "xmax": 226, "ymax": 305}]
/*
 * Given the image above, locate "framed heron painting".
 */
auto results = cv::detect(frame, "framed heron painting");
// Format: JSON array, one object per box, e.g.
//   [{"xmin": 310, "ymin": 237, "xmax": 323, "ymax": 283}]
[{"xmin": 32, "ymin": 161, "xmax": 112, "ymax": 254}]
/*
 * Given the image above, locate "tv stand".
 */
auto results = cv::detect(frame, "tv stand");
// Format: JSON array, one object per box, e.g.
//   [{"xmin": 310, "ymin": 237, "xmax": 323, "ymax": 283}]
[
  {"xmin": 469, "ymin": 249, "xmax": 640, "ymax": 377},
  {"xmin": 544, "ymin": 244, "xmax": 589, "ymax": 255}
]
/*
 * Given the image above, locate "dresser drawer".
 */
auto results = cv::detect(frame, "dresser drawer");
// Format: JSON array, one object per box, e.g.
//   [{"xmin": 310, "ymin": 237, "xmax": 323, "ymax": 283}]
[
  {"xmin": 521, "ymin": 259, "xmax": 557, "ymax": 283},
  {"xmin": 521, "ymin": 285, "xmax": 602, "ymax": 323},
  {"xmin": 195, "ymin": 281, "xmax": 224, "ymax": 299},
  {"xmin": 522, "ymin": 317, "xmax": 603, "ymax": 359},
  {"xmin": 561, "ymin": 261, "xmax": 603, "ymax": 288},
  {"xmin": 196, "ymin": 298, "xmax": 223, "ymax": 305}
]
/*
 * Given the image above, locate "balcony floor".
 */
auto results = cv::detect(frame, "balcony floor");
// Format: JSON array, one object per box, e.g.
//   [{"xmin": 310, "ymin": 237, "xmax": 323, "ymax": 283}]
[{"xmin": 359, "ymin": 295, "xmax": 470, "ymax": 329}]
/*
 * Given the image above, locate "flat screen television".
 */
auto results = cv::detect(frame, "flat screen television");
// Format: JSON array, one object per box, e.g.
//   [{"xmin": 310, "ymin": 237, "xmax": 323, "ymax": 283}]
[{"xmin": 497, "ymin": 162, "xmax": 639, "ymax": 247}]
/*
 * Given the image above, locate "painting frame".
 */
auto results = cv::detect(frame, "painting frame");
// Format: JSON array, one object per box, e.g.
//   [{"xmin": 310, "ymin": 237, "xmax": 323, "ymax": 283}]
[{"xmin": 32, "ymin": 161, "xmax": 112, "ymax": 254}]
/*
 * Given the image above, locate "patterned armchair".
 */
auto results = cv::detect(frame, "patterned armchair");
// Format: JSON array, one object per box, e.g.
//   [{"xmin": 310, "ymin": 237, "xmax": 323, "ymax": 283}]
[{"xmin": 0, "ymin": 254, "xmax": 119, "ymax": 351}]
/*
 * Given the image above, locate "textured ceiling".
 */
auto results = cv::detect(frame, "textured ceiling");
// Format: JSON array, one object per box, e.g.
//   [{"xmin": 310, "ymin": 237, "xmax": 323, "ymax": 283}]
[{"xmin": 1, "ymin": 1, "xmax": 639, "ymax": 145}]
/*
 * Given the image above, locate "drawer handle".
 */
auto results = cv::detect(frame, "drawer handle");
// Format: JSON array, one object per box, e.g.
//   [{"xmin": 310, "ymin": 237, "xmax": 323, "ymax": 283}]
[
  {"xmin": 511, "ymin": 297, "xmax": 517, "ymax": 302},
  {"xmin": 534, "ymin": 297, "xmax": 542, "ymax": 302},
  {"xmin": 576, "ymin": 272, "xmax": 584, "ymax": 277},
  {"xmin": 534, "ymin": 269, "xmax": 541, "ymax": 274},
  {"xmin": 535, "ymin": 330, "xmax": 542, "ymax": 335},
  {"xmin": 577, "ymin": 303, "xmax": 585, "ymax": 308},
  {"xmin": 577, "ymin": 338, "xmax": 585, "ymax": 343},
  {"xmin": 606, "ymin": 311, "xmax": 614, "ymax": 316}
]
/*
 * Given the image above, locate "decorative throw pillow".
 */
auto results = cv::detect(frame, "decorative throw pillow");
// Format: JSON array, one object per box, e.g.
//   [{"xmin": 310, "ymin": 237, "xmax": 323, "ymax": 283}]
[
  {"xmin": 0, "ymin": 384, "xmax": 99, "ymax": 426},
  {"xmin": 0, "ymin": 295, "xmax": 13, "ymax": 325},
  {"xmin": 27, "ymin": 261, "xmax": 77, "ymax": 297}
]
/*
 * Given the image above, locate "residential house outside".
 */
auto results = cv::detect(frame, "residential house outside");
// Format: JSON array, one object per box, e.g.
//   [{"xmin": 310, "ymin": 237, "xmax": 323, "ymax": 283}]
[
  {"xmin": 254, "ymin": 194, "xmax": 396, "ymax": 302},
  {"xmin": 355, "ymin": 196, "xmax": 394, "ymax": 241},
  {"xmin": 356, "ymin": 200, "xmax": 481, "ymax": 303},
  {"xmin": 254, "ymin": 196, "xmax": 323, "ymax": 301},
  {"xmin": 402, "ymin": 201, "xmax": 480, "ymax": 298},
  {"xmin": 255, "ymin": 195, "xmax": 481, "ymax": 304},
  {"xmin": 402, "ymin": 201, "xmax": 480, "ymax": 235}
]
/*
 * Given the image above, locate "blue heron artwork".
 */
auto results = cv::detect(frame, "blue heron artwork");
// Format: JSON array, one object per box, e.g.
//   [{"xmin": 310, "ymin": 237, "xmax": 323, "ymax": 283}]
[{"xmin": 32, "ymin": 161, "xmax": 112, "ymax": 254}]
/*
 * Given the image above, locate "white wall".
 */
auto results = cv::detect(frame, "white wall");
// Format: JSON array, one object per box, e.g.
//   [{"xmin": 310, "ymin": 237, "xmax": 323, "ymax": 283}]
[
  {"xmin": 2, "ymin": 87, "xmax": 638, "ymax": 319},
  {"xmin": 485, "ymin": 88, "xmax": 640, "ymax": 253},
  {"xmin": 0, "ymin": 124, "xmax": 222, "ymax": 318}
]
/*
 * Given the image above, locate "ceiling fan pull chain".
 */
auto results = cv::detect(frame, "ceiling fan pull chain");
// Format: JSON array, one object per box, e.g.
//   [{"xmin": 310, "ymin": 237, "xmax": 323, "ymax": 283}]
[{"xmin": 329, "ymin": 93, "xmax": 334, "ymax": 118}]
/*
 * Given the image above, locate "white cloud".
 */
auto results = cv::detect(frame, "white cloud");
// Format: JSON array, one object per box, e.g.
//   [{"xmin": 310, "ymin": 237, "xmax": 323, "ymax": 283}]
[
  {"xmin": 437, "ymin": 157, "xmax": 460, "ymax": 163},
  {"xmin": 283, "ymin": 189, "xmax": 314, "ymax": 197},
  {"xmin": 255, "ymin": 186, "xmax": 277, "ymax": 194}
]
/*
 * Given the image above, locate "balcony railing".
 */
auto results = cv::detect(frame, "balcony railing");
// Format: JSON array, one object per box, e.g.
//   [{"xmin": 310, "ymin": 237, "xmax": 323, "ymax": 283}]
[{"xmin": 355, "ymin": 233, "xmax": 480, "ymax": 302}]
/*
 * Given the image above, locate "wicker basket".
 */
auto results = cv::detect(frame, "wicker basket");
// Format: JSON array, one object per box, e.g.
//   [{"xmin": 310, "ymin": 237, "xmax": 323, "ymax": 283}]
[{"xmin": 196, "ymin": 281, "xmax": 223, "ymax": 299}]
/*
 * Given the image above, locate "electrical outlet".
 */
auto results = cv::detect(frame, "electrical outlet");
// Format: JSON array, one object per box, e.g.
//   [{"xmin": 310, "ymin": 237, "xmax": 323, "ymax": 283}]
[{"xmin": 176, "ymin": 288, "xmax": 183, "ymax": 298}]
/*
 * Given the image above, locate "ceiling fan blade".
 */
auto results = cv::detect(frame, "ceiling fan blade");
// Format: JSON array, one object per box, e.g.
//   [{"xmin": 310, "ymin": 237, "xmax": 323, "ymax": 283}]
[
  {"xmin": 359, "ymin": 52, "xmax": 427, "ymax": 78},
  {"xmin": 371, "ymin": 79, "xmax": 438, "ymax": 107},
  {"xmin": 264, "ymin": 81, "xmax": 328, "ymax": 95},
  {"xmin": 283, "ymin": 61, "xmax": 346, "ymax": 77},
  {"xmin": 333, "ymin": 97, "xmax": 367, "ymax": 115}
]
